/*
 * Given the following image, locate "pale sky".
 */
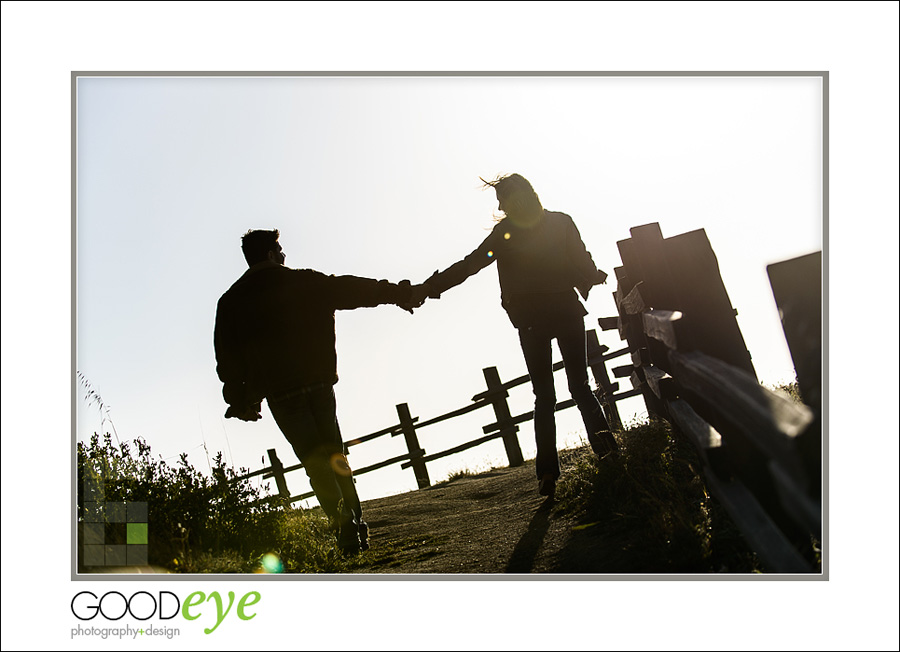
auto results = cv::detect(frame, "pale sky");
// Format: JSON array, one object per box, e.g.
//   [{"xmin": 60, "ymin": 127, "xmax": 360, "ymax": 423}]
[{"xmin": 76, "ymin": 74, "xmax": 822, "ymax": 503}]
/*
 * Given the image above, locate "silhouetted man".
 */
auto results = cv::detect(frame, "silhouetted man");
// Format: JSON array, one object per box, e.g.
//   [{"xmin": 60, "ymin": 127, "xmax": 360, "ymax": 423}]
[{"xmin": 214, "ymin": 229, "xmax": 423, "ymax": 553}]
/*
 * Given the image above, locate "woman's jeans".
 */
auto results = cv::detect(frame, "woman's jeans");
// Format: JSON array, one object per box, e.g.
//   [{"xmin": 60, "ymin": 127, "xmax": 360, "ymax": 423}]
[
  {"xmin": 518, "ymin": 316, "xmax": 611, "ymax": 480},
  {"xmin": 267, "ymin": 385, "xmax": 362, "ymax": 527}
]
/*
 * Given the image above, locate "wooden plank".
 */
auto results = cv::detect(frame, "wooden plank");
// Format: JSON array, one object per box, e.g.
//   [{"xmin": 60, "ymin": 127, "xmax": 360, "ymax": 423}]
[
  {"xmin": 482, "ymin": 399, "xmax": 577, "ymax": 434},
  {"xmin": 614, "ymin": 239, "xmax": 641, "ymax": 298},
  {"xmin": 406, "ymin": 435, "xmax": 501, "ymax": 466},
  {"xmin": 642, "ymin": 309, "xmax": 685, "ymax": 351},
  {"xmin": 631, "ymin": 347, "xmax": 651, "ymax": 368},
  {"xmin": 414, "ymin": 399, "xmax": 487, "ymax": 430},
  {"xmin": 483, "ymin": 366, "xmax": 524, "ymax": 467},
  {"xmin": 629, "ymin": 223, "xmax": 679, "ymax": 311},
  {"xmin": 702, "ymin": 469, "xmax": 815, "ymax": 573},
  {"xmin": 613, "ymin": 364, "xmax": 634, "ymax": 379},
  {"xmin": 630, "ymin": 369, "xmax": 668, "ymax": 419},
  {"xmin": 597, "ymin": 316, "xmax": 620, "ymax": 331},
  {"xmin": 769, "ymin": 459, "xmax": 822, "ymax": 539},
  {"xmin": 266, "ymin": 449, "xmax": 290, "ymax": 499},
  {"xmin": 616, "ymin": 228, "xmax": 650, "ymax": 305},
  {"xmin": 618, "ymin": 282, "xmax": 647, "ymax": 315},
  {"xmin": 767, "ymin": 251, "xmax": 822, "ymax": 412},
  {"xmin": 471, "ymin": 360, "xmax": 566, "ymax": 401},
  {"xmin": 263, "ymin": 460, "xmax": 303, "ymax": 477},
  {"xmin": 587, "ymin": 329, "xmax": 614, "ymax": 392},
  {"xmin": 587, "ymin": 329, "xmax": 622, "ymax": 430},
  {"xmin": 629, "ymin": 369, "xmax": 643, "ymax": 388},
  {"xmin": 397, "ymin": 403, "xmax": 430, "ymax": 488},
  {"xmin": 661, "ymin": 229, "xmax": 756, "ymax": 378},
  {"xmin": 643, "ymin": 366, "xmax": 678, "ymax": 401},
  {"xmin": 667, "ymin": 399, "xmax": 722, "ymax": 450},
  {"xmin": 352, "ymin": 420, "xmax": 412, "ymax": 444},
  {"xmin": 617, "ymin": 312, "xmax": 642, "ymax": 343},
  {"xmin": 645, "ymin": 336, "xmax": 673, "ymax": 373},
  {"xmin": 354, "ymin": 452, "xmax": 420, "ymax": 476},
  {"xmin": 668, "ymin": 349, "xmax": 814, "ymax": 484},
  {"xmin": 602, "ymin": 346, "xmax": 632, "ymax": 361},
  {"xmin": 288, "ymin": 490, "xmax": 316, "ymax": 503},
  {"xmin": 666, "ymin": 399, "xmax": 728, "ymax": 476},
  {"xmin": 613, "ymin": 265, "xmax": 633, "ymax": 297},
  {"xmin": 610, "ymin": 387, "xmax": 643, "ymax": 402}
]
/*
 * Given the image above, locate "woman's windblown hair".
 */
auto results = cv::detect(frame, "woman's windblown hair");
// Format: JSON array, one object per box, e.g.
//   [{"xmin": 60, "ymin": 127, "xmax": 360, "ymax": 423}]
[{"xmin": 481, "ymin": 173, "xmax": 544, "ymax": 227}]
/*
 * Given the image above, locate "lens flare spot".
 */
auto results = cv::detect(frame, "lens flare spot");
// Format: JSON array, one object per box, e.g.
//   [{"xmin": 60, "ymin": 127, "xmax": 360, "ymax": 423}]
[
  {"xmin": 259, "ymin": 552, "xmax": 283, "ymax": 574},
  {"xmin": 503, "ymin": 232, "xmax": 510, "ymax": 240},
  {"xmin": 487, "ymin": 251, "xmax": 494, "ymax": 258},
  {"xmin": 330, "ymin": 453, "xmax": 352, "ymax": 477}
]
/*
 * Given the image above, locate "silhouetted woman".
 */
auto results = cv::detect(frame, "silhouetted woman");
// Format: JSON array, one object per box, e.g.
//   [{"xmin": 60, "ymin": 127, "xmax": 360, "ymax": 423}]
[{"xmin": 422, "ymin": 173, "xmax": 618, "ymax": 498}]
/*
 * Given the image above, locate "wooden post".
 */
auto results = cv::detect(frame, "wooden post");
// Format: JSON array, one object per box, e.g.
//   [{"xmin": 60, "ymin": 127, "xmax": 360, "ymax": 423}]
[
  {"xmin": 766, "ymin": 252, "xmax": 822, "ymax": 412},
  {"xmin": 626, "ymin": 223, "xmax": 676, "ymax": 310},
  {"xmin": 658, "ymin": 227, "xmax": 757, "ymax": 378},
  {"xmin": 482, "ymin": 367, "xmax": 524, "ymax": 467},
  {"xmin": 767, "ymin": 251, "xmax": 822, "ymax": 495},
  {"xmin": 266, "ymin": 449, "xmax": 290, "ymax": 499},
  {"xmin": 396, "ymin": 403, "xmax": 430, "ymax": 489},
  {"xmin": 585, "ymin": 329, "xmax": 623, "ymax": 431}
]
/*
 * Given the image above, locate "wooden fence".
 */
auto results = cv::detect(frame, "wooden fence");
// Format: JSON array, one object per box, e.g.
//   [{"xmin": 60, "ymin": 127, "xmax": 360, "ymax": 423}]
[
  {"xmin": 606, "ymin": 222, "xmax": 822, "ymax": 573},
  {"xmin": 233, "ymin": 329, "xmax": 641, "ymax": 505}
]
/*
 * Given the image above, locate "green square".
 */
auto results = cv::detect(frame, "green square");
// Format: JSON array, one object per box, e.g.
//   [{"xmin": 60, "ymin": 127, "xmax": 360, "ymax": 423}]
[{"xmin": 127, "ymin": 522, "xmax": 148, "ymax": 545}]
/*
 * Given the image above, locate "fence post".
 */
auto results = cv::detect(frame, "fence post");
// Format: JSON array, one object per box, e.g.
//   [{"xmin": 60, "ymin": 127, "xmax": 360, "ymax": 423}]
[
  {"xmin": 396, "ymin": 403, "xmax": 430, "ymax": 489},
  {"xmin": 482, "ymin": 366, "xmax": 524, "ymax": 467},
  {"xmin": 266, "ymin": 449, "xmax": 290, "ymax": 499},
  {"xmin": 586, "ymin": 329, "xmax": 623, "ymax": 431}
]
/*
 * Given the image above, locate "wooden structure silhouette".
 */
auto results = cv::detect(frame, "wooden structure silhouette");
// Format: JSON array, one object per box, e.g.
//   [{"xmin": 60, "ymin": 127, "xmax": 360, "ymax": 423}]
[{"xmin": 605, "ymin": 223, "xmax": 822, "ymax": 573}]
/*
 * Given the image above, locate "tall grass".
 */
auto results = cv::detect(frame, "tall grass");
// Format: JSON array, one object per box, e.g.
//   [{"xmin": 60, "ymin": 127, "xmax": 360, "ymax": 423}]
[
  {"xmin": 555, "ymin": 418, "xmax": 763, "ymax": 572},
  {"xmin": 76, "ymin": 432, "xmax": 370, "ymax": 573}
]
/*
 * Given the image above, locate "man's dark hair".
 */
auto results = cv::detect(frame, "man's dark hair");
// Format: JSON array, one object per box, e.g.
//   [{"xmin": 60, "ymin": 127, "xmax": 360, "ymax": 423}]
[{"xmin": 241, "ymin": 229, "xmax": 280, "ymax": 266}]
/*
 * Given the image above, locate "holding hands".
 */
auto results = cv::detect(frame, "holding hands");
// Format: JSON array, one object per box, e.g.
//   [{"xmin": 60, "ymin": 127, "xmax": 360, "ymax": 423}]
[{"xmin": 397, "ymin": 281, "xmax": 433, "ymax": 314}]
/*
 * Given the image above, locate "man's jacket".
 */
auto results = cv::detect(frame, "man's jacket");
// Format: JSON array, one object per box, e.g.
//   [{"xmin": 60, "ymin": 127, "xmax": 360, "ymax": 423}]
[{"xmin": 214, "ymin": 263, "xmax": 410, "ymax": 410}]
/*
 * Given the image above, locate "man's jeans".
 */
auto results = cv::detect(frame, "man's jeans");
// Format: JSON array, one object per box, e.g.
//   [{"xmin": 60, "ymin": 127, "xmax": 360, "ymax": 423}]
[
  {"xmin": 267, "ymin": 385, "xmax": 362, "ymax": 526},
  {"xmin": 519, "ymin": 316, "xmax": 610, "ymax": 480}
]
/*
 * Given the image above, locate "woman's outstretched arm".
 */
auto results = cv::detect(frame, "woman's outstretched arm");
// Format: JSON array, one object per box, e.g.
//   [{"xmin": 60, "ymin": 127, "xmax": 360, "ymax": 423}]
[{"xmin": 422, "ymin": 229, "xmax": 499, "ymax": 298}]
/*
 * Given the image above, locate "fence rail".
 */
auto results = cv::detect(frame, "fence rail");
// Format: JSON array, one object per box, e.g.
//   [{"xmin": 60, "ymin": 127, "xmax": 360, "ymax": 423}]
[{"xmin": 235, "ymin": 329, "xmax": 636, "ymax": 507}]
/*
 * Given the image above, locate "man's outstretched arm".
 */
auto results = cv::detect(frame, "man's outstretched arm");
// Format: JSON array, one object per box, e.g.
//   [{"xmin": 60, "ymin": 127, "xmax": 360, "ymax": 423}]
[{"xmin": 317, "ymin": 271, "xmax": 427, "ymax": 313}]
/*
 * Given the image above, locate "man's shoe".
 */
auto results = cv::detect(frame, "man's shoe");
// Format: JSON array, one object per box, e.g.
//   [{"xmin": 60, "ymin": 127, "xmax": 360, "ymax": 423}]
[{"xmin": 538, "ymin": 474, "xmax": 556, "ymax": 499}]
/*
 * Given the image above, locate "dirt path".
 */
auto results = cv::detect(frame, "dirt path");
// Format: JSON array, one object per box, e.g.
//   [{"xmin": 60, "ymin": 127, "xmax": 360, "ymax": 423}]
[{"xmin": 351, "ymin": 453, "xmax": 607, "ymax": 574}]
